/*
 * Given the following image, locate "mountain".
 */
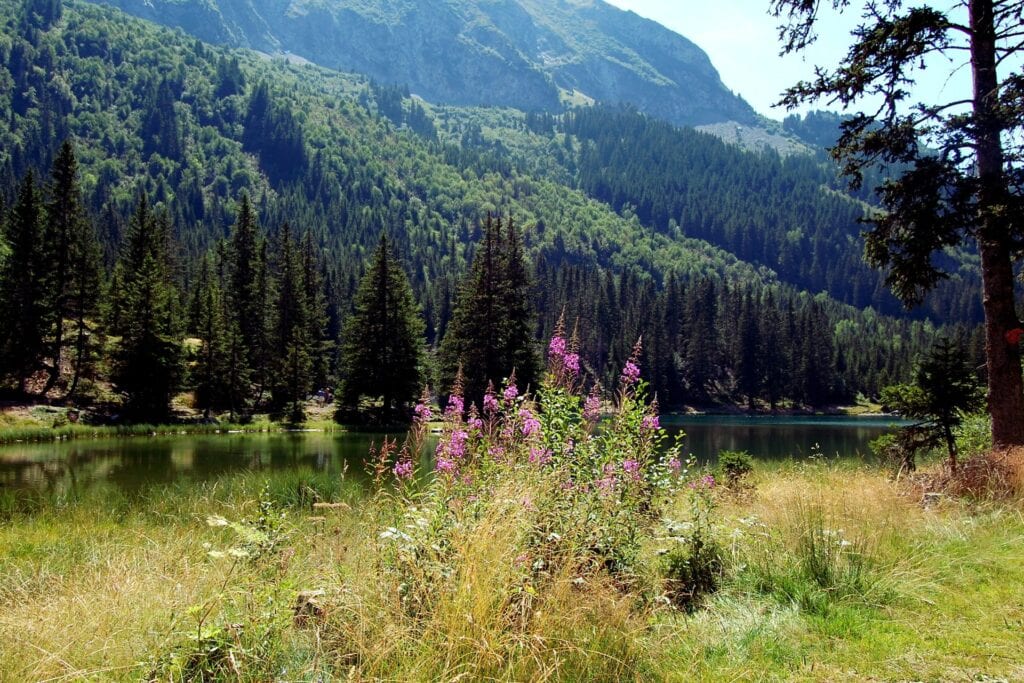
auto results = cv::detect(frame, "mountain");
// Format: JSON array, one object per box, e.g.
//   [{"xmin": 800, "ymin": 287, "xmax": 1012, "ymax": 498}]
[
  {"xmin": 0, "ymin": 0, "xmax": 962, "ymax": 407},
  {"xmin": 83, "ymin": 0, "xmax": 759, "ymax": 128}
]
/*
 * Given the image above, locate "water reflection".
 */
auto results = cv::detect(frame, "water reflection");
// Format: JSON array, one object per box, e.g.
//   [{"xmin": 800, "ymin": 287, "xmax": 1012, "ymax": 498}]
[{"xmin": 0, "ymin": 417, "xmax": 901, "ymax": 496}]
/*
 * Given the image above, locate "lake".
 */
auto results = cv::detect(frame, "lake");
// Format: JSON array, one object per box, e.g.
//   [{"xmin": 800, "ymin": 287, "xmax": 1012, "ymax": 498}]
[{"xmin": 0, "ymin": 416, "xmax": 901, "ymax": 496}]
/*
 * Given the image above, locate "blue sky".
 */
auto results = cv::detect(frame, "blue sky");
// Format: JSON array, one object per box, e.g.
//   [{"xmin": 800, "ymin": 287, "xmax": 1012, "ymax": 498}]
[{"xmin": 605, "ymin": 0, "xmax": 972, "ymax": 120}]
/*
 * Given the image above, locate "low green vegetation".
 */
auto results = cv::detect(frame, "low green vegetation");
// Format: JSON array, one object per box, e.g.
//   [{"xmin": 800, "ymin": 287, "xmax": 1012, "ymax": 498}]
[{"xmin": 2, "ymin": 345, "xmax": 1020, "ymax": 681}]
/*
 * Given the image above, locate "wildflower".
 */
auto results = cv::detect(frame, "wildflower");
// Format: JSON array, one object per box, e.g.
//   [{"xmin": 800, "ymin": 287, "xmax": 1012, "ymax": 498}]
[
  {"xmin": 435, "ymin": 457, "xmax": 457, "ymax": 475},
  {"xmin": 667, "ymin": 456, "xmax": 682, "ymax": 473},
  {"xmin": 620, "ymin": 338, "xmax": 643, "ymax": 388},
  {"xmin": 596, "ymin": 464, "xmax": 618, "ymax": 493},
  {"xmin": 503, "ymin": 382, "xmax": 519, "ymax": 402},
  {"xmin": 621, "ymin": 360, "xmax": 641, "ymax": 386},
  {"xmin": 483, "ymin": 390, "xmax": 499, "ymax": 414},
  {"xmin": 393, "ymin": 459, "xmax": 414, "ymax": 480},
  {"xmin": 622, "ymin": 458, "xmax": 642, "ymax": 481},
  {"xmin": 529, "ymin": 447, "xmax": 552, "ymax": 466},
  {"xmin": 564, "ymin": 352, "xmax": 580, "ymax": 375},
  {"xmin": 446, "ymin": 393, "xmax": 464, "ymax": 416},
  {"xmin": 583, "ymin": 388, "xmax": 602, "ymax": 422},
  {"xmin": 413, "ymin": 401, "xmax": 432, "ymax": 423},
  {"xmin": 642, "ymin": 414, "xmax": 660, "ymax": 431},
  {"xmin": 548, "ymin": 335, "xmax": 567, "ymax": 359},
  {"xmin": 519, "ymin": 407, "xmax": 541, "ymax": 437},
  {"xmin": 468, "ymin": 416, "xmax": 484, "ymax": 431}
]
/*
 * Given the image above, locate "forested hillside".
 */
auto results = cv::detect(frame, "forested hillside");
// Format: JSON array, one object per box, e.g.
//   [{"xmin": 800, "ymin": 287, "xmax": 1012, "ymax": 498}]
[
  {"xmin": 80, "ymin": 0, "xmax": 759, "ymax": 128},
  {"xmin": 0, "ymin": 0, "xmax": 968, "ymax": 413}
]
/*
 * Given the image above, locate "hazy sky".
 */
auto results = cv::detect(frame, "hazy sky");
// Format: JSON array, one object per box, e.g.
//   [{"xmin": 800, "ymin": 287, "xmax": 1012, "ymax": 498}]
[{"xmin": 604, "ymin": 1, "xmax": 972, "ymax": 120}]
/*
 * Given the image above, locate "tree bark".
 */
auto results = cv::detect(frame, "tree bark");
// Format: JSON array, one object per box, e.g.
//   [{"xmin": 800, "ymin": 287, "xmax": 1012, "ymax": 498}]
[{"xmin": 972, "ymin": 0, "xmax": 1024, "ymax": 445}]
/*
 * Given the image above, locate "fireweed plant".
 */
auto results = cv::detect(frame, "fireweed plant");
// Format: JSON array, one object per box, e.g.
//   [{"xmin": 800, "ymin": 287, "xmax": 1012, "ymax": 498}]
[{"xmin": 373, "ymin": 326, "xmax": 699, "ymax": 625}]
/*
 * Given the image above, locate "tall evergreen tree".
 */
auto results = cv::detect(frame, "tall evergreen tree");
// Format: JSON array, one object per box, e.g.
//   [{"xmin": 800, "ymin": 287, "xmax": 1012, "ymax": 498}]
[
  {"xmin": 226, "ymin": 193, "xmax": 267, "ymax": 408},
  {"xmin": 111, "ymin": 197, "xmax": 183, "ymax": 421},
  {"xmin": 771, "ymin": 0, "xmax": 1024, "ymax": 444},
  {"xmin": 192, "ymin": 254, "xmax": 231, "ymax": 419},
  {"xmin": 42, "ymin": 142, "xmax": 103, "ymax": 399},
  {"xmin": 440, "ymin": 214, "xmax": 539, "ymax": 406},
  {"xmin": 271, "ymin": 223, "xmax": 313, "ymax": 423},
  {"xmin": 0, "ymin": 171, "xmax": 48, "ymax": 393},
  {"xmin": 301, "ymin": 229, "xmax": 330, "ymax": 391},
  {"xmin": 339, "ymin": 234, "xmax": 425, "ymax": 415}
]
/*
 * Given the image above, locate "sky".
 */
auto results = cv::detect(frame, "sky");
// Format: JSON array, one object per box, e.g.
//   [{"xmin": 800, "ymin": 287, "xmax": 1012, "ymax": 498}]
[{"xmin": 604, "ymin": 0, "xmax": 973, "ymax": 120}]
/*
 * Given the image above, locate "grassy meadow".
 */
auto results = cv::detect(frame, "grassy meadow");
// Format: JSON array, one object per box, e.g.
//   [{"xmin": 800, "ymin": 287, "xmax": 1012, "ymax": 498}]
[{"xmin": 1, "ymin": 458, "xmax": 1021, "ymax": 682}]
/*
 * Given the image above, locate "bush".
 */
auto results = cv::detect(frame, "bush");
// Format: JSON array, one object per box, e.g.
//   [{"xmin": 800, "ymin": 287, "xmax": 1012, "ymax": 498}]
[
  {"xmin": 717, "ymin": 450, "xmax": 754, "ymax": 488},
  {"xmin": 659, "ymin": 477, "xmax": 723, "ymax": 611}
]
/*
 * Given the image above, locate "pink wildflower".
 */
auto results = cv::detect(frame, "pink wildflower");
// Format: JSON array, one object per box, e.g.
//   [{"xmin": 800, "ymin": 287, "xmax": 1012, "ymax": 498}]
[
  {"xmin": 519, "ymin": 407, "xmax": 541, "ymax": 437},
  {"xmin": 483, "ymin": 391, "xmax": 499, "ymax": 414},
  {"xmin": 548, "ymin": 335, "xmax": 567, "ymax": 359},
  {"xmin": 564, "ymin": 353, "xmax": 580, "ymax": 375},
  {"xmin": 667, "ymin": 456, "xmax": 682, "ymax": 473},
  {"xmin": 621, "ymin": 360, "xmax": 641, "ymax": 386},
  {"xmin": 446, "ymin": 393, "xmax": 464, "ymax": 416},
  {"xmin": 642, "ymin": 414, "xmax": 660, "ymax": 431},
  {"xmin": 529, "ymin": 447, "xmax": 552, "ymax": 466},
  {"xmin": 622, "ymin": 458, "xmax": 642, "ymax": 481},
  {"xmin": 393, "ymin": 459, "xmax": 414, "ymax": 480},
  {"xmin": 503, "ymin": 382, "xmax": 519, "ymax": 402},
  {"xmin": 583, "ymin": 390, "xmax": 602, "ymax": 422},
  {"xmin": 414, "ymin": 401, "xmax": 432, "ymax": 423}
]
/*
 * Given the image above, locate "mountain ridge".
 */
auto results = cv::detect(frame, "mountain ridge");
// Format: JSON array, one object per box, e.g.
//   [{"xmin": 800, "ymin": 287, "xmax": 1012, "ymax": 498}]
[{"xmin": 85, "ymin": 0, "xmax": 760, "ymax": 128}]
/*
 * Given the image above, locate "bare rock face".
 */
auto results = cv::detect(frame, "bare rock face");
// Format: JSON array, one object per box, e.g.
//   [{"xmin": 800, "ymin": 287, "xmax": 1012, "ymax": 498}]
[{"xmin": 86, "ymin": 0, "xmax": 758, "ymax": 127}]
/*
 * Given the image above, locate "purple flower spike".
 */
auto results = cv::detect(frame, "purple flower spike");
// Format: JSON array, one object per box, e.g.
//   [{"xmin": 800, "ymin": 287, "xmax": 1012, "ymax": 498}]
[
  {"xmin": 393, "ymin": 459, "xmax": 414, "ymax": 480},
  {"xmin": 621, "ymin": 360, "xmax": 641, "ymax": 386},
  {"xmin": 548, "ymin": 335, "xmax": 567, "ymax": 358},
  {"xmin": 503, "ymin": 383, "xmax": 519, "ymax": 402}
]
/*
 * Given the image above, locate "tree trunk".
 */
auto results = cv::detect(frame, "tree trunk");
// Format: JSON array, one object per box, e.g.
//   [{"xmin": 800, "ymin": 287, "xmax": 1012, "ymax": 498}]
[{"xmin": 971, "ymin": 0, "xmax": 1024, "ymax": 445}]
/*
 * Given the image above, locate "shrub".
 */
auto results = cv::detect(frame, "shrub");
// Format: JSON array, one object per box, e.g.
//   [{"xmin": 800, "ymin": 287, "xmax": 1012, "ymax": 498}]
[
  {"xmin": 659, "ymin": 476, "xmax": 723, "ymax": 611},
  {"xmin": 717, "ymin": 450, "xmax": 754, "ymax": 488}
]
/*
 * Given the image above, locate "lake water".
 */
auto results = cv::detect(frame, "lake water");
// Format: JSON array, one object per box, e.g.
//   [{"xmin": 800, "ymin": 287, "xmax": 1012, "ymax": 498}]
[{"xmin": 0, "ymin": 416, "xmax": 901, "ymax": 496}]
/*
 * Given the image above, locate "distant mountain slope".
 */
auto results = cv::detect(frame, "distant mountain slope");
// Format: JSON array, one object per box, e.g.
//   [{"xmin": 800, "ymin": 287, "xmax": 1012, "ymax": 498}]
[{"xmin": 85, "ymin": 0, "xmax": 758, "ymax": 127}]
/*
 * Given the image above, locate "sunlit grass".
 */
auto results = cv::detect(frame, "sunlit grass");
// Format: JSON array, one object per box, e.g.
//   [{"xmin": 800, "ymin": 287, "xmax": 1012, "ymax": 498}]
[{"xmin": 0, "ymin": 462, "xmax": 1021, "ymax": 681}]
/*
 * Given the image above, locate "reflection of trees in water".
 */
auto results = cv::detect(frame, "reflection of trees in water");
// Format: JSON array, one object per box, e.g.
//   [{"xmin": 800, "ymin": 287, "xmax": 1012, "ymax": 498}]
[{"xmin": 669, "ymin": 422, "xmax": 891, "ymax": 463}]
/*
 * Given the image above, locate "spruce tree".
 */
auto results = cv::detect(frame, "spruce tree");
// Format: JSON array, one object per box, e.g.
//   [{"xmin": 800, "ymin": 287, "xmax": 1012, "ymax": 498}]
[
  {"xmin": 192, "ymin": 255, "xmax": 230, "ymax": 419},
  {"xmin": 43, "ymin": 142, "xmax": 103, "ymax": 399},
  {"xmin": 771, "ymin": 0, "xmax": 1024, "ymax": 444},
  {"xmin": 340, "ymin": 233, "xmax": 425, "ymax": 415},
  {"xmin": 0, "ymin": 171, "xmax": 48, "ymax": 394},
  {"xmin": 111, "ymin": 197, "xmax": 183, "ymax": 421},
  {"xmin": 301, "ymin": 229, "xmax": 330, "ymax": 391},
  {"xmin": 226, "ymin": 193, "xmax": 266, "ymax": 407},
  {"xmin": 440, "ymin": 214, "xmax": 539, "ymax": 406},
  {"xmin": 271, "ymin": 223, "xmax": 313, "ymax": 423}
]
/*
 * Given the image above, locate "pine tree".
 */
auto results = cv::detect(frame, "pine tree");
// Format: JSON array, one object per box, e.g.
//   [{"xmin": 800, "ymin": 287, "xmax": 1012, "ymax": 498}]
[
  {"xmin": 301, "ymin": 229, "xmax": 330, "ymax": 391},
  {"xmin": 43, "ymin": 142, "xmax": 103, "ymax": 399},
  {"xmin": 440, "ymin": 214, "xmax": 539, "ymax": 406},
  {"xmin": 225, "ymin": 193, "xmax": 266, "ymax": 408},
  {"xmin": 771, "ymin": 0, "xmax": 1024, "ymax": 444},
  {"xmin": 0, "ymin": 171, "xmax": 48, "ymax": 394},
  {"xmin": 192, "ymin": 255, "xmax": 231, "ymax": 419},
  {"xmin": 111, "ymin": 197, "xmax": 183, "ymax": 421},
  {"xmin": 340, "ymin": 233, "xmax": 425, "ymax": 416},
  {"xmin": 271, "ymin": 223, "xmax": 313, "ymax": 423}
]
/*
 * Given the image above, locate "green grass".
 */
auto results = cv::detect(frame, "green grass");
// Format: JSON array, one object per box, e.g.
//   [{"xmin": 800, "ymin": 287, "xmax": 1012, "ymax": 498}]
[{"xmin": 0, "ymin": 462, "xmax": 1021, "ymax": 681}]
